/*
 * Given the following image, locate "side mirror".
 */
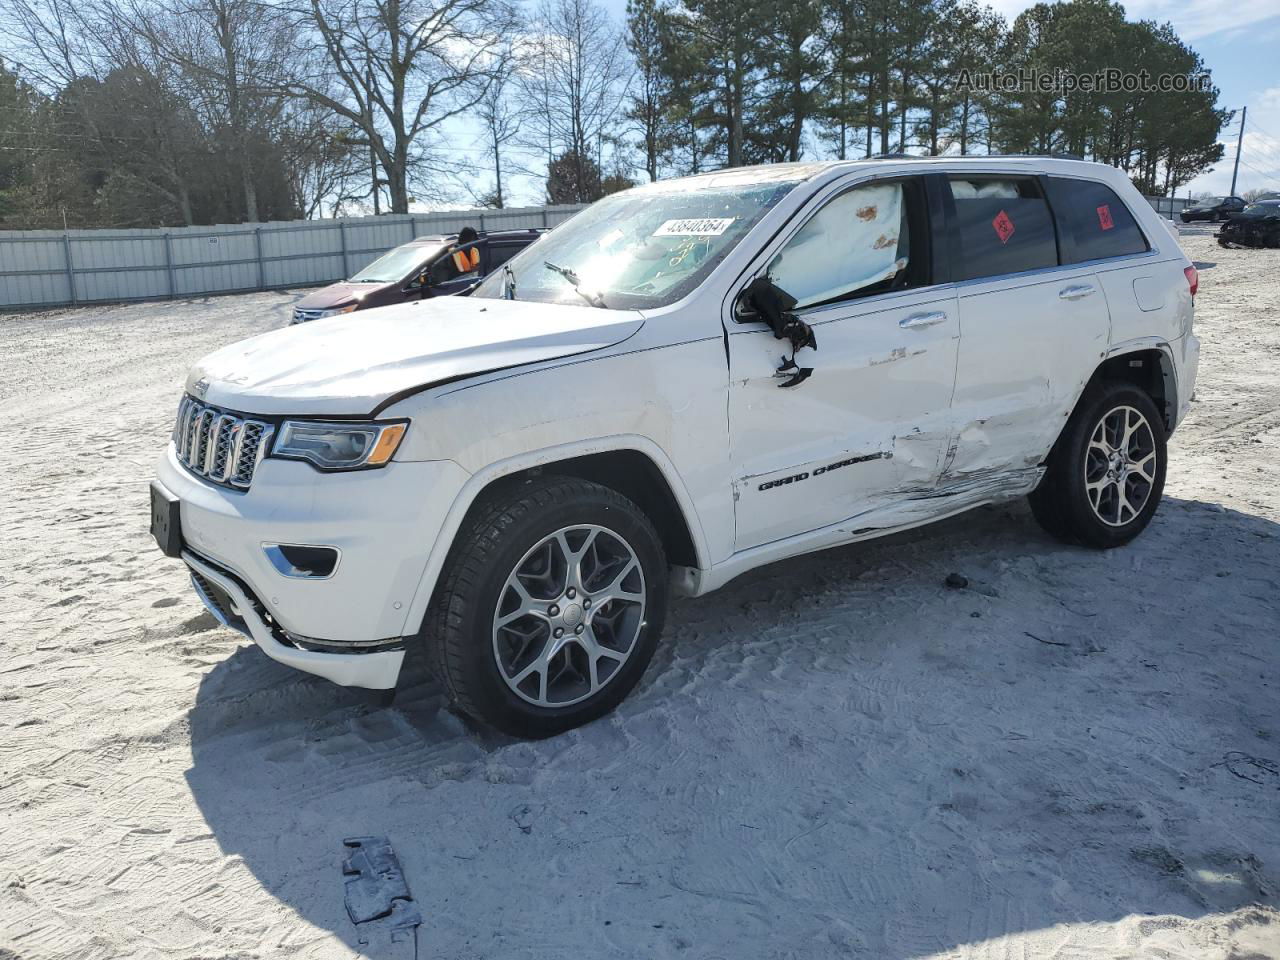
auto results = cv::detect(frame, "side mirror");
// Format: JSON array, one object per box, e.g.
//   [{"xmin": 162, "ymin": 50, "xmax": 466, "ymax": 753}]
[{"xmin": 736, "ymin": 275, "xmax": 796, "ymax": 325}]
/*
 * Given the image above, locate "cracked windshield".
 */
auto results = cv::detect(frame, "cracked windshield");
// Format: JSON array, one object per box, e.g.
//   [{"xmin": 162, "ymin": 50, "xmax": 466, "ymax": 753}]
[{"xmin": 472, "ymin": 179, "xmax": 802, "ymax": 309}]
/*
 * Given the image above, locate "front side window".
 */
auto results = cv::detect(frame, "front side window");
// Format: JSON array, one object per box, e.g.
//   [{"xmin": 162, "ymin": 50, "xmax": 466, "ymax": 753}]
[
  {"xmin": 471, "ymin": 178, "xmax": 803, "ymax": 309},
  {"xmin": 1045, "ymin": 177, "xmax": 1149, "ymax": 262},
  {"xmin": 766, "ymin": 178, "xmax": 928, "ymax": 309},
  {"xmin": 949, "ymin": 176, "xmax": 1058, "ymax": 281},
  {"xmin": 429, "ymin": 246, "xmax": 481, "ymax": 285}
]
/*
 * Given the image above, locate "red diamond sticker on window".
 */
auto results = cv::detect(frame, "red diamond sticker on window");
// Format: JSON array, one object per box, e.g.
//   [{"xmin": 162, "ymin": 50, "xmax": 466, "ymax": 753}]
[
  {"xmin": 992, "ymin": 209, "xmax": 1015, "ymax": 244},
  {"xmin": 1097, "ymin": 204, "xmax": 1114, "ymax": 230}
]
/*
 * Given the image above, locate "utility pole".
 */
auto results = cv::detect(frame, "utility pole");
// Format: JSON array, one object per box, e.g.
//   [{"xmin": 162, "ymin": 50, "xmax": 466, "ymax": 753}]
[
  {"xmin": 367, "ymin": 67, "xmax": 380, "ymax": 216},
  {"xmin": 1230, "ymin": 105, "xmax": 1246, "ymax": 196}
]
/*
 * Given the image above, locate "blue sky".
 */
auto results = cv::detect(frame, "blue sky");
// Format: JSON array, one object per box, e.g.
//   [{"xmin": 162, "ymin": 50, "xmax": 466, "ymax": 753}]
[{"xmin": 476, "ymin": 0, "xmax": 1280, "ymax": 207}]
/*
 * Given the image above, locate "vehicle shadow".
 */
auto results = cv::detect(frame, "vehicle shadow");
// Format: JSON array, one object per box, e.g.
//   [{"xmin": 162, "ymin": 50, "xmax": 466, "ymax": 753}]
[{"xmin": 185, "ymin": 495, "xmax": 1280, "ymax": 958}]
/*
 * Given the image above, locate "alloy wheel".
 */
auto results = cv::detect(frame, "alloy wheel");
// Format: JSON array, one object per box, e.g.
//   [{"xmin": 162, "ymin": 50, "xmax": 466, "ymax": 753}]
[
  {"xmin": 491, "ymin": 524, "xmax": 646, "ymax": 707},
  {"xmin": 1084, "ymin": 404, "xmax": 1158, "ymax": 527}
]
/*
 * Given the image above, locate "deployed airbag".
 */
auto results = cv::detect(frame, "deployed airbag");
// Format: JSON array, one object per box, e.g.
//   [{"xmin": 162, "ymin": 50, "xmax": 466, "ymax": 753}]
[{"xmin": 768, "ymin": 183, "xmax": 906, "ymax": 307}]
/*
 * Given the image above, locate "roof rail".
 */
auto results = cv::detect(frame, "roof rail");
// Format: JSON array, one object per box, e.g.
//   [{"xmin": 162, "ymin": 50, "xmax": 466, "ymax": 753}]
[
  {"xmin": 867, "ymin": 152, "xmax": 1089, "ymax": 162},
  {"xmin": 984, "ymin": 152, "xmax": 1087, "ymax": 161}
]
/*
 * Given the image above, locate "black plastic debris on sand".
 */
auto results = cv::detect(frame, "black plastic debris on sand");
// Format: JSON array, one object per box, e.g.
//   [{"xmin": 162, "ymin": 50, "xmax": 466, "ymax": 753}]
[{"xmin": 342, "ymin": 836, "xmax": 423, "ymax": 943}]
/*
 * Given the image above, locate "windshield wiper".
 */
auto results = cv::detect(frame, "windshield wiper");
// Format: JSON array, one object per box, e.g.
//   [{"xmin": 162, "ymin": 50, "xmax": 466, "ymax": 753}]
[{"xmin": 543, "ymin": 260, "xmax": 607, "ymax": 308}]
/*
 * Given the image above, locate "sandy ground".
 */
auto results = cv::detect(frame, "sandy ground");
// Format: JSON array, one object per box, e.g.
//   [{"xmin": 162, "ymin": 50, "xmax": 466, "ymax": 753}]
[{"xmin": 1, "ymin": 227, "xmax": 1279, "ymax": 960}]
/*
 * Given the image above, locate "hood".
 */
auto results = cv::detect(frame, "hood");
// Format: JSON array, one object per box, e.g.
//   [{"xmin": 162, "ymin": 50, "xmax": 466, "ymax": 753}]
[
  {"xmin": 294, "ymin": 282, "xmax": 384, "ymax": 310},
  {"xmin": 188, "ymin": 296, "xmax": 644, "ymax": 416}
]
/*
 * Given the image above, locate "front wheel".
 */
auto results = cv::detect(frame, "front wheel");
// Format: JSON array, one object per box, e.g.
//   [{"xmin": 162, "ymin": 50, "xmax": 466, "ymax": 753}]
[
  {"xmin": 426, "ymin": 476, "xmax": 668, "ymax": 737},
  {"xmin": 1029, "ymin": 382, "xmax": 1167, "ymax": 548}
]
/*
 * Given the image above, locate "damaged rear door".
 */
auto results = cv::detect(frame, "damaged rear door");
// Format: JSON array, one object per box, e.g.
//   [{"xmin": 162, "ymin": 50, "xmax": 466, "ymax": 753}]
[
  {"xmin": 726, "ymin": 173, "xmax": 960, "ymax": 551},
  {"xmin": 942, "ymin": 173, "xmax": 1111, "ymax": 494}
]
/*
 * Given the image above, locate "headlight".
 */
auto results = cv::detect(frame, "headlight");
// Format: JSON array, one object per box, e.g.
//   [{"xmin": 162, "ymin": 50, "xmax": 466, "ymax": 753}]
[
  {"xmin": 272, "ymin": 420, "xmax": 408, "ymax": 471},
  {"xmin": 317, "ymin": 304, "xmax": 358, "ymax": 318}
]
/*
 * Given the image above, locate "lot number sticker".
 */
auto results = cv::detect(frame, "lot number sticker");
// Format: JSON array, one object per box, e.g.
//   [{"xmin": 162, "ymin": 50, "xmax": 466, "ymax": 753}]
[
  {"xmin": 991, "ymin": 209, "xmax": 1015, "ymax": 245},
  {"xmin": 1097, "ymin": 204, "xmax": 1114, "ymax": 231},
  {"xmin": 653, "ymin": 218, "xmax": 735, "ymax": 237}
]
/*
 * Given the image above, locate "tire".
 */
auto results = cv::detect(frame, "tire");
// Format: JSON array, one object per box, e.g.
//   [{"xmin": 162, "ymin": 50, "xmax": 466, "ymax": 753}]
[
  {"xmin": 425, "ymin": 476, "xmax": 668, "ymax": 737},
  {"xmin": 1029, "ymin": 382, "xmax": 1167, "ymax": 549}
]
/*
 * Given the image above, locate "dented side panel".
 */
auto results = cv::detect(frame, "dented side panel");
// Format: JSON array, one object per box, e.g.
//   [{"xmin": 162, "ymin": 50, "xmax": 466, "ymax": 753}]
[
  {"xmin": 948, "ymin": 265, "xmax": 1110, "ymax": 487},
  {"xmin": 727, "ymin": 288, "xmax": 960, "ymax": 550}
]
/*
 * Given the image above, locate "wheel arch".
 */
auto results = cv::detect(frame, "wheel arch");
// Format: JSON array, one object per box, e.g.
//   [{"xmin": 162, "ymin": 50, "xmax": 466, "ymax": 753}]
[
  {"xmin": 1090, "ymin": 342, "xmax": 1178, "ymax": 432},
  {"xmin": 401, "ymin": 438, "xmax": 707, "ymax": 637}
]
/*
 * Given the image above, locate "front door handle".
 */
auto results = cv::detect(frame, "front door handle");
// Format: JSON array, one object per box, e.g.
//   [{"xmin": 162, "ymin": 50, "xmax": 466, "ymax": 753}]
[
  {"xmin": 1059, "ymin": 283, "xmax": 1096, "ymax": 301},
  {"xmin": 899, "ymin": 311, "xmax": 948, "ymax": 329}
]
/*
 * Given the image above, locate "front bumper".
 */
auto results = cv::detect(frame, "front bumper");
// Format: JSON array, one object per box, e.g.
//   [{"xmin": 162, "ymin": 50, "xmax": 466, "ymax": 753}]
[
  {"xmin": 1216, "ymin": 227, "xmax": 1276, "ymax": 248},
  {"xmin": 291, "ymin": 306, "xmax": 326, "ymax": 324},
  {"xmin": 185, "ymin": 550, "xmax": 405, "ymax": 688},
  {"xmin": 155, "ymin": 443, "xmax": 470, "ymax": 687}
]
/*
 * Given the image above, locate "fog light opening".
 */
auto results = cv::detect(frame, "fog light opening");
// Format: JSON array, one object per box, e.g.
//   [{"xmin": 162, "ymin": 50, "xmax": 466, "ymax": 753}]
[{"xmin": 263, "ymin": 543, "xmax": 340, "ymax": 579}]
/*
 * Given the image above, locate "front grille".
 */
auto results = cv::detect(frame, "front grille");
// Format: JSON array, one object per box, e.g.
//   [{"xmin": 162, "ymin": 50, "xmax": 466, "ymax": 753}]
[
  {"xmin": 173, "ymin": 395, "xmax": 274, "ymax": 490},
  {"xmin": 292, "ymin": 307, "xmax": 325, "ymax": 324}
]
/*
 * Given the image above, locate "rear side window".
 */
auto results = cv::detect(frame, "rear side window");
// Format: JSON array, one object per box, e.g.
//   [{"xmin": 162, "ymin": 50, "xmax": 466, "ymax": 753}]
[
  {"xmin": 1045, "ymin": 177, "xmax": 1149, "ymax": 262},
  {"xmin": 948, "ymin": 176, "xmax": 1058, "ymax": 281}
]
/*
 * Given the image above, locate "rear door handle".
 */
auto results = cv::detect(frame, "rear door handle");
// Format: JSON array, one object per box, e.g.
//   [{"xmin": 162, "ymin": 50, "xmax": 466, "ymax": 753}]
[
  {"xmin": 899, "ymin": 311, "xmax": 948, "ymax": 329},
  {"xmin": 1059, "ymin": 283, "xmax": 1096, "ymax": 301}
]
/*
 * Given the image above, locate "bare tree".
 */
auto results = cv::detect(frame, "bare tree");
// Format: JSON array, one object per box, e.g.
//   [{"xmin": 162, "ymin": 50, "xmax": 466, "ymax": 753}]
[
  {"xmin": 624, "ymin": 0, "xmax": 672, "ymax": 182},
  {"xmin": 521, "ymin": 0, "xmax": 631, "ymax": 202},
  {"xmin": 0, "ymin": 0, "xmax": 101, "ymax": 90},
  {"xmin": 281, "ymin": 0, "xmax": 515, "ymax": 214},
  {"xmin": 1, "ymin": 0, "xmax": 209, "ymax": 223},
  {"xmin": 278, "ymin": 100, "xmax": 365, "ymax": 217},
  {"xmin": 92, "ymin": 0, "xmax": 297, "ymax": 221},
  {"xmin": 471, "ymin": 49, "xmax": 524, "ymax": 207}
]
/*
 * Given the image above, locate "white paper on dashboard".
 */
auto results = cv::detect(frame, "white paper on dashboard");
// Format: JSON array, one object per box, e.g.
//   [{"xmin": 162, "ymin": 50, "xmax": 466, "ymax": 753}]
[{"xmin": 653, "ymin": 218, "xmax": 735, "ymax": 237}]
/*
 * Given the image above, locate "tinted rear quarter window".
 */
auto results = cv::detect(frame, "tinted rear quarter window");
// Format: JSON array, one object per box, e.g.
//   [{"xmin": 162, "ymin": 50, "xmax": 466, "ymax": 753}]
[
  {"xmin": 1045, "ymin": 177, "xmax": 1149, "ymax": 262},
  {"xmin": 949, "ymin": 176, "xmax": 1058, "ymax": 281}
]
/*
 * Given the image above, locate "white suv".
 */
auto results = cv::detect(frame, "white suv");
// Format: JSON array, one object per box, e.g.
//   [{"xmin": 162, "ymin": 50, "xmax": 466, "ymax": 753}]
[{"xmin": 151, "ymin": 157, "xmax": 1200, "ymax": 736}]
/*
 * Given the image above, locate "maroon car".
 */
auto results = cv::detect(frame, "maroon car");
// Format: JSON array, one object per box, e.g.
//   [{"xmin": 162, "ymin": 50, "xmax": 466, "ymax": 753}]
[{"xmin": 290, "ymin": 229, "xmax": 542, "ymax": 324}]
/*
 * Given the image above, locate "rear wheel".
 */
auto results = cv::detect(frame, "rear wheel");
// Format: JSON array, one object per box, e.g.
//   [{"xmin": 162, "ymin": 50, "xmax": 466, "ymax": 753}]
[
  {"xmin": 426, "ymin": 476, "xmax": 668, "ymax": 737},
  {"xmin": 1029, "ymin": 382, "xmax": 1167, "ymax": 548}
]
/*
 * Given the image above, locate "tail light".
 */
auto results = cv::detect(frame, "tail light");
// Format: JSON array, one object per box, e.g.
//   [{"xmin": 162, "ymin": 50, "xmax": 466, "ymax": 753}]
[{"xmin": 1184, "ymin": 265, "xmax": 1198, "ymax": 297}]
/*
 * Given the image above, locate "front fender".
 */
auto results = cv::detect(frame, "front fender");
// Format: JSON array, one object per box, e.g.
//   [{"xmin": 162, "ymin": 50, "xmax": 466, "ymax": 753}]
[{"xmin": 395, "ymin": 435, "xmax": 711, "ymax": 639}]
